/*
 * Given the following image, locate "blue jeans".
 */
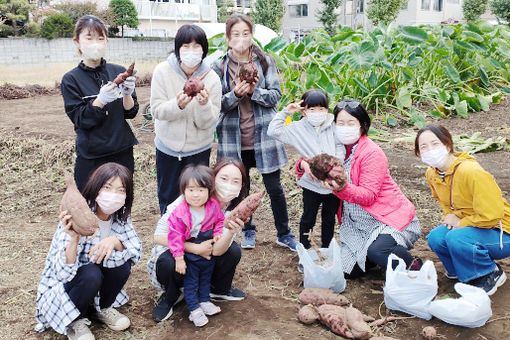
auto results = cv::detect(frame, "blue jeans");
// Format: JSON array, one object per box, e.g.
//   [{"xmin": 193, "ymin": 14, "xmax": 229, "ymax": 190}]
[
  {"xmin": 427, "ymin": 224, "xmax": 510, "ymax": 282},
  {"xmin": 183, "ymin": 257, "xmax": 215, "ymax": 312}
]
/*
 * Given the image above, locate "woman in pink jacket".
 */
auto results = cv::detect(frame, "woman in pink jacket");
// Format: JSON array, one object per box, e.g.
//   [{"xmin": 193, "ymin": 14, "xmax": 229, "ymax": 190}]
[{"xmin": 298, "ymin": 100, "xmax": 422, "ymax": 278}]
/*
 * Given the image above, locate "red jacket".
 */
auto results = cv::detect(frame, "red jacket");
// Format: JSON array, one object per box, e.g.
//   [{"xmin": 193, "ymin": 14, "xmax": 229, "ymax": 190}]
[
  {"xmin": 167, "ymin": 198, "xmax": 224, "ymax": 258},
  {"xmin": 296, "ymin": 135, "xmax": 416, "ymax": 231}
]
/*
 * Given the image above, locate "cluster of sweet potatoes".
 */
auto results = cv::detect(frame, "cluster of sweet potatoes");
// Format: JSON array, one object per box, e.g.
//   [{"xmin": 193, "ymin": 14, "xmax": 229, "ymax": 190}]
[{"xmin": 297, "ymin": 288, "xmax": 408, "ymax": 340}]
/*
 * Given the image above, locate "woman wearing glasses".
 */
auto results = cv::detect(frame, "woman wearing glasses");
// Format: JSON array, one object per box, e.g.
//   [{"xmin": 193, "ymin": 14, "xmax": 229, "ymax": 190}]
[{"xmin": 299, "ymin": 100, "xmax": 422, "ymax": 278}]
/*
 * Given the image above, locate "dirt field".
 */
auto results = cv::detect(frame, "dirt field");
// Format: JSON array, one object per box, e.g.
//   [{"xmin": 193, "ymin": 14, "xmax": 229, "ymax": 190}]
[{"xmin": 1, "ymin": 86, "xmax": 509, "ymax": 340}]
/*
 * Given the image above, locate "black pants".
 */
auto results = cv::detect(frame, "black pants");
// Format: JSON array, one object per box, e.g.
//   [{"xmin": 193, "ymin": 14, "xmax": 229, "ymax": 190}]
[
  {"xmin": 155, "ymin": 242, "xmax": 242, "ymax": 306},
  {"xmin": 75, "ymin": 147, "xmax": 134, "ymax": 192},
  {"xmin": 156, "ymin": 148, "xmax": 211, "ymax": 215},
  {"xmin": 240, "ymin": 149, "xmax": 290, "ymax": 237},
  {"xmin": 299, "ymin": 188, "xmax": 341, "ymax": 249},
  {"xmin": 345, "ymin": 234, "xmax": 414, "ymax": 279},
  {"xmin": 64, "ymin": 262, "xmax": 132, "ymax": 316}
]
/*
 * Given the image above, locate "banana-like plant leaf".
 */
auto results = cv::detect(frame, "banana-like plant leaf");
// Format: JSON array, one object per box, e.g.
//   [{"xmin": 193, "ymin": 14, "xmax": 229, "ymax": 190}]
[
  {"xmin": 399, "ymin": 26, "xmax": 428, "ymax": 44},
  {"xmin": 444, "ymin": 63, "xmax": 461, "ymax": 83},
  {"xmin": 478, "ymin": 66, "xmax": 490, "ymax": 87}
]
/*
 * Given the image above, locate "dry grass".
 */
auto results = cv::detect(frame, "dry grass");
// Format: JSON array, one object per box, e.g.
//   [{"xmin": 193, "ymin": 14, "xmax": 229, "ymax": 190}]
[{"xmin": 0, "ymin": 60, "xmax": 161, "ymax": 86}]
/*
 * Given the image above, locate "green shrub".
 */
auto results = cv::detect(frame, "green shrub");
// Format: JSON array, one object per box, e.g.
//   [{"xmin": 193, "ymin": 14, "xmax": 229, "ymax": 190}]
[
  {"xmin": 40, "ymin": 13, "xmax": 74, "ymax": 39},
  {"xmin": 491, "ymin": 0, "xmax": 510, "ymax": 24},
  {"xmin": 462, "ymin": 0, "xmax": 489, "ymax": 22},
  {"xmin": 0, "ymin": 24, "xmax": 14, "ymax": 38}
]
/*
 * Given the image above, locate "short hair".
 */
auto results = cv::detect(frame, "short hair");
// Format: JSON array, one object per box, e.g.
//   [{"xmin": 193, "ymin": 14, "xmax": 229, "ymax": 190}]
[
  {"xmin": 74, "ymin": 15, "xmax": 107, "ymax": 40},
  {"xmin": 301, "ymin": 89, "xmax": 329, "ymax": 110},
  {"xmin": 414, "ymin": 124, "xmax": 454, "ymax": 156},
  {"xmin": 333, "ymin": 100, "xmax": 371, "ymax": 136},
  {"xmin": 212, "ymin": 157, "xmax": 248, "ymax": 210},
  {"xmin": 174, "ymin": 25, "xmax": 208, "ymax": 62},
  {"xmin": 179, "ymin": 165, "xmax": 215, "ymax": 200},
  {"xmin": 81, "ymin": 162, "xmax": 134, "ymax": 223}
]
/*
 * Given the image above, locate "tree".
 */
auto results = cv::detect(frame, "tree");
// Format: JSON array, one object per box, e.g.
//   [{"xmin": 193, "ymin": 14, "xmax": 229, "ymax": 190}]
[
  {"xmin": 491, "ymin": 0, "xmax": 510, "ymax": 25},
  {"xmin": 317, "ymin": 0, "xmax": 343, "ymax": 36},
  {"xmin": 0, "ymin": 0, "xmax": 33, "ymax": 36},
  {"xmin": 251, "ymin": 0, "xmax": 284, "ymax": 33},
  {"xmin": 216, "ymin": 0, "xmax": 236, "ymax": 23},
  {"xmin": 462, "ymin": 0, "xmax": 489, "ymax": 22},
  {"xmin": 40, "ymin": 12, "xmax": 73, "ymax": 39},
  {"xmin": 54, "ymin": 1, "xmax": 98, "ymax": 24},
  {"xmin": 366, "ymin": 0, "xmax": 409, "ymax": 26},
  {"xmin": 109, "ymin": 0, "xmax": 138, "ymax": 37}
]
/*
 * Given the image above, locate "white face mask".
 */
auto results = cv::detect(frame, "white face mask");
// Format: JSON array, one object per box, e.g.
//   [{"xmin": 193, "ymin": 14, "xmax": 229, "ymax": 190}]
[
  {"xmin": 336, "ymin": 126, "xmax": 361, "ymax": 145},
  {"xmin": 96, "ymin": 191, "xmax": 126, "ymax": 215},
  {"xmin": 421, "ymin": 146, "xmax": 449, "ymax": 168},
  {"xmin": 306, "ymin": 111, "xmax": 329, "ymax": 127},
  {"xmin": 230, "ymin": 37, "xmax": 251, "ymax": 54},
  {"xmin": 180, "ymin": 51, "xmax": 202, "ymax": 68},
  {"xmin": 215, "ymin": 180, "xmax": 241, "ymax": 203},
  {"xmin": 80, "ymin": 42, "xmax": 106, "ymax": 61}
]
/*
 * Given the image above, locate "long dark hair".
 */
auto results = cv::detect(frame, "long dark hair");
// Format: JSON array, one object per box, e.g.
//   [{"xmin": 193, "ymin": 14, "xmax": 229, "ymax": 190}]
[
  {"xmin": 212, "ymin": 158, "xmax": 248, "ymax": 210},
  {"xmin": 225, "ymin": 14, "xmax": 269, "ymax": 74},
  {"xmin": 82, "ymin": 163, "xmax": 134, "ymax": 223}
]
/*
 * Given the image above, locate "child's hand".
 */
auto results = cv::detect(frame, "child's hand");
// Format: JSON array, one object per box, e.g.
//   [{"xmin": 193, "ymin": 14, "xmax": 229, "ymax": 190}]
[
  {"xmin": 284, "ymin": 100, "xmax": 304, "ymax": 115},
  {"xmin": 300, "ymin": 160, "xmax": 319, "ymax": 182},
  {"xmin": 213, "ymin": 234, "xmax": 222, "ymax": 243},
  {"xmin": 175, "ymin": 257, "xmax": 186, "ymax": 275}
]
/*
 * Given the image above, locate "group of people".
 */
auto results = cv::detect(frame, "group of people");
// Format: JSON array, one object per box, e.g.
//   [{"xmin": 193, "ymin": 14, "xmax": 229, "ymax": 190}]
[{"xmin": 35, "ymin": 13, "xmax": 510, "ymax": 340}]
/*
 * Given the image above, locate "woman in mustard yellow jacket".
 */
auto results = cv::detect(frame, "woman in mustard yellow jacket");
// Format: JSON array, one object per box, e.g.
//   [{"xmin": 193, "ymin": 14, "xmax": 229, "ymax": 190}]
[{"xmin": 415, "ymin": 124, "xmax": 510, "ymax": 295}]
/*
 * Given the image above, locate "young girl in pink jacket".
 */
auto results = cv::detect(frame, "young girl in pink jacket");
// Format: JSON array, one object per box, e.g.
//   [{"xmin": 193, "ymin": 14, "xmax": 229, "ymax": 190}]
[
  {"xmin": 167, "ymin": 165, "xmax": 224, "ymax": 327},
  {"xmin": 299, "ymin": 100, "xmax": 422, "ymax": 278}
]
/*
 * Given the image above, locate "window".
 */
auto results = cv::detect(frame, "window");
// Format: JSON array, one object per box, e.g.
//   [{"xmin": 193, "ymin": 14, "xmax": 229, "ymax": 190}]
[
  {"xmin": 356, "ymin": 0, "xmax": 364, "ymax": 13},
  {"xmin": 433, "ymin": 0, "xmax": 443, "ymax": 11},
  {"xmin": 421, "ymin": 0, "xmax": 431, "ymax": 10},
  {"xmin": 289, "ymin": 4, "xmax": 308, "ymax": 17}
]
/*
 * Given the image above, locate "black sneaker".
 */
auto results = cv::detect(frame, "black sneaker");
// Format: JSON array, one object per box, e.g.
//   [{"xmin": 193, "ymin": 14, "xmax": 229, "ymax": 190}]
[
  {"xmin": 210, "ymin": 286, "xmax": 246, "ymax": 301},
  {"xmin": 469, "ymin": 264, "xmax": 507, "ymax": 296},
  {"xmin": 152, "ymin": 291, "xmax": 184, "ymax": 322}
]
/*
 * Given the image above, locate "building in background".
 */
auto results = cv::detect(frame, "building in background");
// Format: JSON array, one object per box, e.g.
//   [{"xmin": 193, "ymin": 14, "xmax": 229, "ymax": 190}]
[{"xmin": 282, "ymin": 0, "xmax": 467, "ymax": 41}]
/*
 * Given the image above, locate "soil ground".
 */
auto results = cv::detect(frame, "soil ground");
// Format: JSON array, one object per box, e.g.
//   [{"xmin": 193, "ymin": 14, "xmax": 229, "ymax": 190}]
[{"xmin": 1, "ymin": 86, "xmax": 509, "ymax": 340}]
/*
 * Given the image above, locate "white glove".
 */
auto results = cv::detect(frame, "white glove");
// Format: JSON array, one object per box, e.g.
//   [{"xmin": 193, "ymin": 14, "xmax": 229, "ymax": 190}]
[
  {"xmin": 97, "ymin": 82, "xmax": 121, "ymax": 105},
  {"xmin": 119, "ymin": 75, "xmax": 136, "ymax": 96}
]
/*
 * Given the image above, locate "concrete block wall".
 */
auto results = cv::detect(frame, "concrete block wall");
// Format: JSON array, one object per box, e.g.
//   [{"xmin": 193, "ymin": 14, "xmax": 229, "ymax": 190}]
[{"xmin": 0, "ymin": 38, "xmax": 174, "ymax": 64}]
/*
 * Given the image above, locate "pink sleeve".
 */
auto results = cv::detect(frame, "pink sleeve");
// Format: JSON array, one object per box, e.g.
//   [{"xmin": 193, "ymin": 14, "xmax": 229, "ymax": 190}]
[
  {"xmin": 295, "ymin": 157, "xmax": 305, "ymax": 178},
  {"xmin": 167, "ymin": 213, "xmax": 186, "ymax": 258},
  {"xmin": 334, "ymin": 148, "xmax": 387, "ymax": 206}
]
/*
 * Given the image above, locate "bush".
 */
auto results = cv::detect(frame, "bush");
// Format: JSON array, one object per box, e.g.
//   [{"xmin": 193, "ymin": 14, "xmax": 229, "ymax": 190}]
[
  {"xmin": 462, "ymin": 0, "xmax": 489, "ymax": 22},
  {"xmin": 0, "ymin": 24, "xmax": 14, "ymax": 38},
  {"xmin": 21, "ymin": 22, "xmax": 41, "ymax": 37},
  {"xmin": 40, "ymin": 13, "xmax": 74, "ymax": 39},
  {"xmin": 491, "ymin": 0, "xmax": 510, "ymax": 24}
]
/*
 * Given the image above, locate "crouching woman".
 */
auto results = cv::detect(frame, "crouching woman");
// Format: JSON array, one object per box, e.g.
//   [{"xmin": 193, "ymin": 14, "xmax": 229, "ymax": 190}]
[{"xmin": 35, "ymin": 163, "xmax": 142, "ymax": 340}]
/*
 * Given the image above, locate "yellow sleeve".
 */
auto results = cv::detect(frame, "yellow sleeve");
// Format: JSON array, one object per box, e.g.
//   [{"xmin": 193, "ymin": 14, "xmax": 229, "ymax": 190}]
[
  {"xmin": 426, "ymin": 169, "xmax": 450, "ymax": 219},
  {"xmin": 457, "ymin": 164, "xmax": 505, "ymax": 228}
]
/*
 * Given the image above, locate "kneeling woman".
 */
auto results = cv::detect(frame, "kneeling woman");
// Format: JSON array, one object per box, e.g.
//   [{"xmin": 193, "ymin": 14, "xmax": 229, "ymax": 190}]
[
  {"xmin": 415, "ymin": 124, "xmax": 510, "ymax": 295},
  {"xmin": 35, "ymin": 163, "xmax": 142, "ymax": 339}
]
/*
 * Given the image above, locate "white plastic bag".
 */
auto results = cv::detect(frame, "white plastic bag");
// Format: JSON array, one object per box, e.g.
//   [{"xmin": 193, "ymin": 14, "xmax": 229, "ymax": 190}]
[
  {"xmin": 428, "ymin": 282, "xmax": 492, "ymax": 328},
  {"xmin": 383, "ymin": 254, "xmax": 438, "ymax": 320},
  {"xmin": 296, "ymin": 238, "xmax": 346, "ymax": 293}
]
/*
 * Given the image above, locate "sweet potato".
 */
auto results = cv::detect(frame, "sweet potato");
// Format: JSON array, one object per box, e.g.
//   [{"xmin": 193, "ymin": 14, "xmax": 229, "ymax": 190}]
[
  {"xmin": 60, "ymin": 173, "xmax": 98, "ymax": 236},
  {"xmin": 344, "ymin": 306, "xmax": 372, "ymax": 340},
  {"xmin": 224, "ymin": 190, "xmax": 265, "ymax": 228},
  {"xmin": 298, "ymin": 288, "xmax": 350, "ymax": 306},
  {"xmin": 306, "ymin": 153, "xmax": 347, "ymax": 188},
  {"xmin": 113, "ymin": 62, "xmax": 135, "ymax": 85},
  {"xmin": 298, "ymin": 305, "xmax": 319, "ymax": 324},
  {"xmin": 369, "ymin": 337, "xmax": 399, "ymax": 340},
  {"xmin": 182, "ymin": 70, "xmax": 210, "ymax": 97},
  {"xmin": 239, "ymin": 61, "xmax": 258, "ymax": 83}
]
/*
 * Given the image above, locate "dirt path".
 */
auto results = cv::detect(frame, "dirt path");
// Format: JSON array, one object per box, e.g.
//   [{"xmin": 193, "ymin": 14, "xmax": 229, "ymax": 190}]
[{"xmin": 0, "ymin": 90, "xmax": 509, "ymax": 340}]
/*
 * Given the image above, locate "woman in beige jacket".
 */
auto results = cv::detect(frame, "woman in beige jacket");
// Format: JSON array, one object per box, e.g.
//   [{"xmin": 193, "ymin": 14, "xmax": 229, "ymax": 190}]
[{"xmin": 151, "ymin": 25, "xmax": 222, "ymax": 214}]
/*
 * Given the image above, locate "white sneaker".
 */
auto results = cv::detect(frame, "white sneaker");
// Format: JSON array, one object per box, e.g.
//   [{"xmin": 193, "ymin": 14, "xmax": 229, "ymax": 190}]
[
  {"xmin": 66, "ymin": 318, "xmax": 95, "ymax": 340},
  {"xmin": 96, "ymin": 307, "xmax": 130, "ymax": 331},
  {"xmin": 199, "ymin": 301, "xmax": 221, "ymax": 315}
]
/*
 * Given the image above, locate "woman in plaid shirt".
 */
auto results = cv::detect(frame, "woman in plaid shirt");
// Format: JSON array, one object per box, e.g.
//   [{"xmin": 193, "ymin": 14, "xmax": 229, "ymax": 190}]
[{"xmin": 35, "ymin": 163, "xmax": 142, "ymax": 340}]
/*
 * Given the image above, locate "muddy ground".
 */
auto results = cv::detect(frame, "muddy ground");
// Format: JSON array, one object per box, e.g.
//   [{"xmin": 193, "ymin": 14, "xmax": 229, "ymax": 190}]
[{"xmin": 0, "ymin": 87, "xmax": 509, "ymax": 340}]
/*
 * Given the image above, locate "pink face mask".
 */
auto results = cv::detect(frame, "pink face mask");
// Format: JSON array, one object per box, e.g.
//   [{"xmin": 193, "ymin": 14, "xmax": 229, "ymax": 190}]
[
  {"xmin": 230, "ymin": 37, "xmax": 251, "ymax": 54},
  {"xmin": 96, "ymin": 191, "xmax": 126, "ymax": 215}
]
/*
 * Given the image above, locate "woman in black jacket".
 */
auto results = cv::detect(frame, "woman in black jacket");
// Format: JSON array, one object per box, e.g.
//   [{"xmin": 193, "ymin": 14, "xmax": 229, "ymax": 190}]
[{"xmin": 61, "ymin": 15, "xmax": 139, "ymax": 191}]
